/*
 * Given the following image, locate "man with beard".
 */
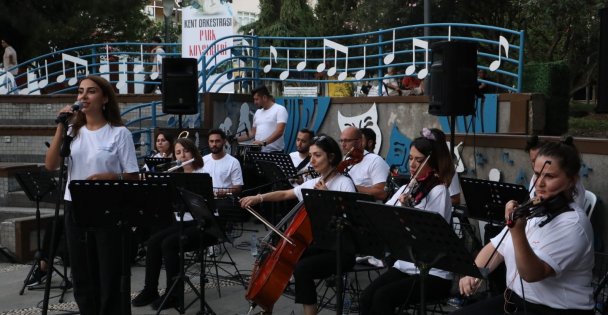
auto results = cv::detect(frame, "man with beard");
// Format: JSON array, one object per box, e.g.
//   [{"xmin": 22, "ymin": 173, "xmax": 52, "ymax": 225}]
[
  {"xmin": 237, "ymin": 85, "xmax": 288, "ymax": 153},
  {"xmin": 290, "ymin": 129, "xmax": 314, "ymax": 171},
  {"xmin": 289, "ymin": 129, "xmax": 314, "ymax": 186},
  {"xmin": 203, "ymin": 129, "xmax": 244, "ymax": 195}
]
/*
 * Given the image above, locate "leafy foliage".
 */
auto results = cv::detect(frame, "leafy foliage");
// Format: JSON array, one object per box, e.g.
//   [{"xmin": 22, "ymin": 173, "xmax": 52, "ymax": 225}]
[{"xmin": 0, "ymin": 0, "xmax": 154, "ymax": 61}]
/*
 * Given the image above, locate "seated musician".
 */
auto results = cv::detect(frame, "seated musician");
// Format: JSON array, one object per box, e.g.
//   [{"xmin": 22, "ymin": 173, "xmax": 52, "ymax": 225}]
[
  {"xmin": 526, "ymin": 135, "xmax": 586, "ymax": 211},
  {"xmin": 202, "ymin": 128, "xmax": 244, "ymax": 196},
  {"xmin": 454, "ymin": 141, "xmax": 594, "ymax": 315},
  {"xmin": 339, "ymin": 126, "xmax": 390, "ymax": 201},
  {"xmin": 143, "ymin": 131, "xmax": 174, "ymax": 171},
  {"xmin": 132, "ymin": 137, "xmax": 217, "ymax": 310},
  {"xmin": 289, "ymin": 128, "xmax": 314, "ymax": 186},
  {"xmin": 360, "ymin": 129, "xmax": 455, "ymax": 315},
  {"xmin": 240, "ymin": 135, "xmax": 356, "ymax": 315}
]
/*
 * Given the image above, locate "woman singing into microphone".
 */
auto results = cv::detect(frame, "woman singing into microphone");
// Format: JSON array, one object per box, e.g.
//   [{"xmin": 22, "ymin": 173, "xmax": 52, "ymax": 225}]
[
  {"xmin": 454, "ymin": 141, "xmax": 593, "ymax": 315},
  {"xmin": 360, "ymin": 128, "xmax": 455, "ymax": 315},
  {"xmin": 45, "ymin": 76, "xmax": 140, "ymax": 314},
  {"xmin": 240, "ymin": 135, "xmax": 355, "ymax": 315}
]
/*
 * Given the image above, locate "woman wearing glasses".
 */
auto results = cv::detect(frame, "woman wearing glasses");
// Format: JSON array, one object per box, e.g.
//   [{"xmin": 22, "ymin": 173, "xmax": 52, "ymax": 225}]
[
  {"xmin": 240, "ymin": 135, "xmax": 356, "ymax": 315},
  {"xmin": 359, "ymin": 128, "xmax": 455, "ymax": 315}
]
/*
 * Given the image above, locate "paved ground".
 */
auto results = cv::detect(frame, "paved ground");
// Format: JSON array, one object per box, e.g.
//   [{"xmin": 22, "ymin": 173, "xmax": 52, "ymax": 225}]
[{"xmin": 0, "ymin": 220, "xmax": 385, "ymax": 315}]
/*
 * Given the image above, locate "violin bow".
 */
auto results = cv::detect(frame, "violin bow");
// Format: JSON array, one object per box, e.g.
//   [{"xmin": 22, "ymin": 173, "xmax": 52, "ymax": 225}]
[{"xmin": 243, "ymin": 206, "xmax": 295, "ymax": 246}]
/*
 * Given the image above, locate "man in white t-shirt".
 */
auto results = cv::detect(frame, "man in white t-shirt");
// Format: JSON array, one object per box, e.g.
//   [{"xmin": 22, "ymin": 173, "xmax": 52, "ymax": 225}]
[
  {"xmin": 202, "ymin": 129, "xmax": 244, "ymax": 195},
  {"xmin": 340, "ymin": 126, "xmax": 390, "ymax": 201},
  {"xmin": 237, "ymin": 85, "xmax": 288, "ymax": 152},
  {"xmin": 382, "ymin": 67, "xmax": 401, "ymax": 96},
  {"xmin": 289, "ymin": 129, "xmax": 314, "ymax": 171}
]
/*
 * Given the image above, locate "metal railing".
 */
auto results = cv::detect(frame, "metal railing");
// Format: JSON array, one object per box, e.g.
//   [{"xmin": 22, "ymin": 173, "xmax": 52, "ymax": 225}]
[{"xmin": 1, "ymin": 23, "xmax": 525, "ymax": 158}]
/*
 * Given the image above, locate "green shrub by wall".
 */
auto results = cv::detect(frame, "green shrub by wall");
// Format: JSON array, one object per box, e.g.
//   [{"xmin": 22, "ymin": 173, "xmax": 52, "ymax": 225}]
[{"xmin": 522, "ymin": 61, "xmax": 570, "ymax": 135}]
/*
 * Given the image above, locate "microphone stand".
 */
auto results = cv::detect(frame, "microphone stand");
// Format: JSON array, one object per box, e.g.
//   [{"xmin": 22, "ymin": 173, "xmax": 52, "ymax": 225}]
[{"xmin": 42, "ymin": 116, "xmax": 76, "ymax": 315}]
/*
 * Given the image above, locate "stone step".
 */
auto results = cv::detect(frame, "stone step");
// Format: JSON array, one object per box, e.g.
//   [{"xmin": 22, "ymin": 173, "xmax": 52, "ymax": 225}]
[{"xmin": 3, "ymin": 191, "xmax": 58, "ymax": 209}]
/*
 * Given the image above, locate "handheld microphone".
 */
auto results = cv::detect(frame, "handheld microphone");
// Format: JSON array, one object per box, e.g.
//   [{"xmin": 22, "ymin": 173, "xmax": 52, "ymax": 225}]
[{"xmin": 55, "ymin": 101, "xmax": 82, "ymax": 124}]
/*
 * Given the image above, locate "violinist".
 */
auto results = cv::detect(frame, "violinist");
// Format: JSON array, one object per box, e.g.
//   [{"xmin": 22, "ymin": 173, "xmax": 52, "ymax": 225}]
[
  {"xmin": 339, "ymin": 126, "xmax": 390, "ymax": 201},
  {"xmin": 526, "ymin": 135, "xmax": 586, "ymax": 211},
  {"xmin": 454, "ymin": 141, "xmax": 593, "ymax": 315},
  {"xmin": 240, "ymin": 135, "xmax": 355, "ymax": 315},
  {"xmin": 359, "ymin": 130, "xmax": 455, "ymax": 315}
]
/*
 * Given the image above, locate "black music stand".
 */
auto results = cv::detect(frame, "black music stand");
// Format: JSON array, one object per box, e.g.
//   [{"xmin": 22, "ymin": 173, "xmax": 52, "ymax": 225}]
[
  {"xmin": 245, "ymin": 153, "xmax": 297, "ymax": 225},
  {"xmin": 356, "ymin": 201, "xmax": 483, "ymax": 315},
  {"xmin": 14, "ymin": 168, "xmax": 70, "ymax": 297},
  {"xmin": 301, "ymin": 189, "xmax": 376, "ymax": 315},
  {"xmin": 145, "ymin": 173, "xmax": 215, "ymax": 313},
  {"xmin": 247, "ymin": 151, "xmax": 298, "ymax": 179},
  {"xmin": 144, "ymin": 157, "xmax": 172, "ymax": 172},
  {"xmin": 177, "ymin": 187, "xmax": 226, "ymax": 315},
  {"xmin": 459, "ymin": 177, "xmax": 529, "ymax": 223},
  {"xmin": 69, "ymin": 180, "xmax": 174, "ymax": 315}
]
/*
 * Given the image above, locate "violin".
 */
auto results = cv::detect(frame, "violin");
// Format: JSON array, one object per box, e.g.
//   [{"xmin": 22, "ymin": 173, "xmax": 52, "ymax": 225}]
[
  {"xmin": 396, "ymin": 154, "xmax": 430, "ymax": 206},
  {"xmin": 337, "ymin": 147, "xmax": 364, "ymax": 173},
  {"xmin": 506, "ymin": 193, "xmax": 571, "ymax": 228}
]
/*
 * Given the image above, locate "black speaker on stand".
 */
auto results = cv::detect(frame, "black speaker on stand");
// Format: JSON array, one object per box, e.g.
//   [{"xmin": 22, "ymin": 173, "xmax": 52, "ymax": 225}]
[
  {"xmin": 598, "ymin": 7, "xmax": 608, "ymax": 113},
  {"xmin": 428, "ymin": 41, "xmax": 478, "ymax": 156},
  {"xmin": 162, "ymin": 58, "xmax": 199, "ymax": 129}
]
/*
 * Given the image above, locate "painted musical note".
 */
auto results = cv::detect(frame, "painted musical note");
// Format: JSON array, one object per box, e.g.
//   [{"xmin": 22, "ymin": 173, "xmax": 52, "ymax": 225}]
[
  {"xmin": 383, "ymin": 29, "xmax": 396, "ymax": 65},
  {"xmin": 19, "ymin": 68, "xmax": 33, "ymax": 95},
  {"xmin": 116, "ymin": 57, "xmax": 128, "ymax": 91},
  {"xmin": 296, "ymin": 40, "xmax": 307, "ymax": 71},
  {"xmin": 489, "ymin": 36, "xmax": 509, "ymax": 72},
  {"xmin": 263, "ymin": 45, "xmax": 277, "ymax": 73},
  {"xmin": 355, "ymin": 46, "xmax": 366, "ymax": 80},
  {"xmin": 319, "ymin": 39, "xmax": 348, "ymax": 81},
  {"xmin": 405, "ymin": 38, "xmax": 429, "ymax": 79},
  {"xmin": 56, "ymin": 53, "xmax": 89, "ymax": 86},
  {"xmin": 279, "ymin": 50, "xmax": 290, "ymax": 80},
  {"xmin": 38, "ymin": 60, "xmax": 48, "ymax": 89}
]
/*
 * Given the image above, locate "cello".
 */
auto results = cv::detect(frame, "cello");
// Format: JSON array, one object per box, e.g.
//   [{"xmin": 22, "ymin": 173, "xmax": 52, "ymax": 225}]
[{"xmin": 243, "ymin": 201, "xmax": 312, "ymax": 312}]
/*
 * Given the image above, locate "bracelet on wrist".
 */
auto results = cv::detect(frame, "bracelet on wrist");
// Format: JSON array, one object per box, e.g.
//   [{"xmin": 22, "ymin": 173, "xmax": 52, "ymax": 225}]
[{"xmin": 257, "ymin": 194, "xmax": 264, "ymax": 203}]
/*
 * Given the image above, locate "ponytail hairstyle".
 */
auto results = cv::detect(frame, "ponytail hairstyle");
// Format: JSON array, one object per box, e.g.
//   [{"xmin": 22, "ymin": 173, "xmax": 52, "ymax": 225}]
[
  {"xmin": 412, "ymin": 128, "xmax": 455, "ymax": 186},
  {"xmin": 174, "ymin": 137, "xmax": 204, "ymax": 170},
  {"xmin": 536, "ymin": 136, "xmax": 581, "ymax": 202}
]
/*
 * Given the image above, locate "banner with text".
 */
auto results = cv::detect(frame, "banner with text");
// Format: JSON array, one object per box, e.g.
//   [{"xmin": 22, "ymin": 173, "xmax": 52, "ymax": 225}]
[{"xmin": 182, "ymin": 1, "xmax": 234, "ymax": 93}]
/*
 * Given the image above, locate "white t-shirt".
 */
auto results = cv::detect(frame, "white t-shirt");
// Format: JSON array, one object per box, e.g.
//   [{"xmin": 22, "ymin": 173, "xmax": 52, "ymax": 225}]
[
  {"xmin": 253, "ymin": 103, "xmax": 288, "ymax": 152},
  {"xmin": 290, "ymin": 151, "xmax": 306, "ymax": 169},
  {"xmin": 347, "ymin": 151, "xmax": 390, "ymax": 187},
  {"xmin": 449, "ymin": 173, "xmax": 461, "ymax": 197},
  {"xmin": 382, "ymin": 74, "xmax": 400, "ymax": 96},
  {"xmin": 491, "ymin": 204, "xmax": 594, "ymax": 309},
  {"xmin": 529, "ymin": 175, "xmax": 586, "ymax": 212},
  {"xmin": 293, "ymin": 174, "xmax": 356, "ymax": 201},
  {"xmin": 202, "ymin": 153, "xmax": 244, "ymax": 190},
  {"xmin": 65, "ymin": 124, "xmax": 139, "ymax": 201},
  {"xmin": 388, "ymin": 184, "xmax": 453, "ymax": 280}
]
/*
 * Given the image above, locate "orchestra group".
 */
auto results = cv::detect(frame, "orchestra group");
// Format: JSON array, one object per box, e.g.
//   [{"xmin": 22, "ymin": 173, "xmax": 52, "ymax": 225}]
[{"xmin": 43, "ymin": 76, "xmax": 595, "ymax": 315}]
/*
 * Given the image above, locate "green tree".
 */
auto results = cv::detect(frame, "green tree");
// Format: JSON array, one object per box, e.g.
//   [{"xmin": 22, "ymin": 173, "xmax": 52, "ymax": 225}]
[
  {"xmin": 0, "ymin": 0, "xmax": 154, "ymax": 62},
  {"xmin": 314, "ymin": 0, "xmax": 360, "ymax": 36}
]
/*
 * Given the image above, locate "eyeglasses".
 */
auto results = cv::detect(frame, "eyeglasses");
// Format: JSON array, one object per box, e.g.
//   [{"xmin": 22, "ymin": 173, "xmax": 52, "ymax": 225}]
[{"xmin": 339, "ymin": 138, "xmax": 359, "ymax": 144}]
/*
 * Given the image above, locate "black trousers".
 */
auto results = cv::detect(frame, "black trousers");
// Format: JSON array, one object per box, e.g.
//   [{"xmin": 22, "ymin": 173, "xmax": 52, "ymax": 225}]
[
  {"xmin": 359, "ymin": 267, "xmax": 452, "ymax": 315},
  {"xmin": 293, "ymin": 247, "xmax": 356, "ymax": 305},
  {"xmin": 449, "ymin": 290, "xmax": 594, "ymax": 315},
  {"xmin": 143, "ymin": 220, "xmax": 217, "ymax": 295},
  {"xmin": 64, "ymin": 202, "xmax": 128, "ymax": 315}
]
